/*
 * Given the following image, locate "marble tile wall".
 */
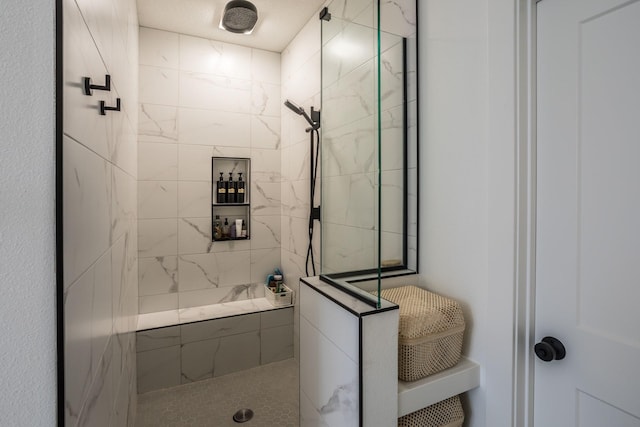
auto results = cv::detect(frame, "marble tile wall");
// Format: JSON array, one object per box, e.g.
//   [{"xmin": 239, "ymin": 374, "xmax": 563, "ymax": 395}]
[
  {"xmin": 136, "ymin": 308, "xmax": 294, "ymax": 393},
  {"xmin": 137, "ymin": 28, "xmax": 282, "ymax": 313},
  {"xmin": 280, "ymin": 14, "xmax": 323, "ymax": 362},
  {"xmin": 62, "ymin": 0, "xmax": 139, "ymax": 425}
]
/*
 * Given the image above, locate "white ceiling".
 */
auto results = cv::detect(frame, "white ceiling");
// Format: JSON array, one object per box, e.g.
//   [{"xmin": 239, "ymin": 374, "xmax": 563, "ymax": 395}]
[{"xmin": 137, "ymin": 0, "xmax": 327, "ymax": 53}]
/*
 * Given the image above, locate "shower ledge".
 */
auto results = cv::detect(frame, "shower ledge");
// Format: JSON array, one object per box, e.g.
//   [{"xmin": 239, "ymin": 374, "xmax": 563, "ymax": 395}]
[
  {"xmin": 137, "ymin": 297, "xmax": 293, "ymax": 331},
  {"xmin": 397, "ymin": 357, "xmax": 480, "ymax": 417}
]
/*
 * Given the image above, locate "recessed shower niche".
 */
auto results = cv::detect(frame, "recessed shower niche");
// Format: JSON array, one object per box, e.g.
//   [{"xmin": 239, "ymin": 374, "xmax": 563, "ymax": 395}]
[{"xmin": 211, "ymin": 157, "xmax": 250, "ymax": 241}]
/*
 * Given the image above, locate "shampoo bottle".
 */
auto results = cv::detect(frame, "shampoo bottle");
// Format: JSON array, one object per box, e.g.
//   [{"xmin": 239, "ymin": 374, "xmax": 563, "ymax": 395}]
[
  {"xmin": 216, "ymin": 172, "xmax": 227, "ymax": 204},
  {"xmin": 237, "ymin": 172, "xmax": 245, "ymax": 203},
  {"xmin": 227, "ymin": 172, "xmax": 236, "ymax": 203}
]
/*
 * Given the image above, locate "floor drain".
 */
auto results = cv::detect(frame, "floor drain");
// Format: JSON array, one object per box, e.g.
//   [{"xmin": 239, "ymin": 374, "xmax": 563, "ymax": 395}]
[{"xmin": 233, "ymin": 408, "xmax": 254, "ymax": 423}]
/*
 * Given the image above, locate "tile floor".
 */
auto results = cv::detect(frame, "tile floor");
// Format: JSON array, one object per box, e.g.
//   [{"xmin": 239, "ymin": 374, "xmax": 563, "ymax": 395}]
[{"xmin": 136, "ymin": 358, "xmax": 299, "ymax": 426}]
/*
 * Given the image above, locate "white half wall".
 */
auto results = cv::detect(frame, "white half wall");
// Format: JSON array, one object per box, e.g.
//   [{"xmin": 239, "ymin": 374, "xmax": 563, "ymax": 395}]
[{"xmin": 418, "ymin": 0, "xmax": 518, "ymax": 426}]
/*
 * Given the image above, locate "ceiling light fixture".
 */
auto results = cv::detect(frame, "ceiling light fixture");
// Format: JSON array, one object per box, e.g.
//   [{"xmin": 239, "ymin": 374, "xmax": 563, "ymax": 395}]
[{"xmin": 219, "ymin": 0, "xmax": 258, "ymax": 34}]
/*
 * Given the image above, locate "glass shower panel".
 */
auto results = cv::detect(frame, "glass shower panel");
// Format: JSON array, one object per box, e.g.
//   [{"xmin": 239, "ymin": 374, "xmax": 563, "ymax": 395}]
[
  {"xmin": 319, "ymin": 0, "xmax": 417, "ymax": 308},
  {"xmin": 321, "ymin": 9, "xmax": 378, "ymax": 275}
]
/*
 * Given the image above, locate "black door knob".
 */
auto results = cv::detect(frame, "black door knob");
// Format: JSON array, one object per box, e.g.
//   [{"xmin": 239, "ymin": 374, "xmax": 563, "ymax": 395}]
[{"xmin": 534, "ymin": 336, "xmax": 566, "ymax": 362}]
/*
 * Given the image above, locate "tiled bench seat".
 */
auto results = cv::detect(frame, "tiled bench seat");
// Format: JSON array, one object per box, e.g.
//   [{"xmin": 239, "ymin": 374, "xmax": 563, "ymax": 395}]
[{"xmin": 136, "ymin": 298, "xmax": 294, "ymax": 393}]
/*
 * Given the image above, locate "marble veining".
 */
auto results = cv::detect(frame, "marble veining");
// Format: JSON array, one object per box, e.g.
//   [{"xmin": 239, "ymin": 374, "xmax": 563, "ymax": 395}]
[
  {"xmin": 180, "ymin": 218, "xmax": 213, "ymax": 253},
  {"xmin": 319, "ymin": 380, "xmax": 359, "ymax": 421}
]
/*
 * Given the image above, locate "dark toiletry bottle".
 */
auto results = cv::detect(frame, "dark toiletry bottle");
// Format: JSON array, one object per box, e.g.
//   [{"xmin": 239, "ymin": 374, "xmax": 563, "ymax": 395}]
[
  {"xmin": 216, "ymin": 172, "xmax": 227, "ymax": 204},
  {"xmin": 213, "ymin": 215, "xmax": 222, "ymax": 240},
  {"xmin": 222, "ymin": 218, "xmax": 230, "ymax": 238},
  {"xmin": 237, "ymin": 172, "xmax": 245, "ymax": 203},
  {"xmin": 227, "ymin": 172, "xmax": 236, "ymax": 203},
  {"xmin": 241, "ymin": 219, "xmax": 247, "ymax": 238},
  {"xmin": 230, "ymin": 220, "xmax": 237, "ymax": 239}
]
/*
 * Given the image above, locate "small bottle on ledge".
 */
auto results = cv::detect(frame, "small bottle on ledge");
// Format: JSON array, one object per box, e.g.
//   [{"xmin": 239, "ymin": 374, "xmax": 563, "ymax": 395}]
[
  {"xmin": 216, "ymin": 172, "xmax": 226, "ymax": 204},
  {"xmin": 227, "ymin": 172, "xmax": 236, "ymax": 203}
]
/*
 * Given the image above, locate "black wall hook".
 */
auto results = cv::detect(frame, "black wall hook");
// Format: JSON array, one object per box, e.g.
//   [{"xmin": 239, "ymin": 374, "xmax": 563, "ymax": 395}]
[
  {"xmin": 99, "ymin": 98, "xmax": 121, "ymax": 115},
  {"xmin": 83, "ymin": 75, "xmax": 111, "ymax": 96}
]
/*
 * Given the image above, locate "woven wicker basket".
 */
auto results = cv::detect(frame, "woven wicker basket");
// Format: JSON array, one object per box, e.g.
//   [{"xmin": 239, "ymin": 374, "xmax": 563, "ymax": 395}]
[
  {"xmin": 376, "ymin": 286, "xmax": 465, "ymax": 382},
  {"xmin": 398, "ymin": 395, "xmax": 464, "ymax": 427}
]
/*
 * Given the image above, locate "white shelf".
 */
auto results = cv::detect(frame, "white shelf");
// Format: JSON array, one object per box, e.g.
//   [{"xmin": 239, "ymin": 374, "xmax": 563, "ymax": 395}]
[{"xmin": 397, "ymin": 357, "xmax": 480, "ymax": 417}]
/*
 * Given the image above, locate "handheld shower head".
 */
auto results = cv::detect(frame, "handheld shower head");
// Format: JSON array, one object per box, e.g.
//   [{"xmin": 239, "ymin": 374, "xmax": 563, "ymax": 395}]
[
  {"xmin": 284, "ymin": 99, "xmax": 304, "ymax": 115},
  {"xmin": 284, "ymin": 99, "xmax": 320, "ymax": 130}
]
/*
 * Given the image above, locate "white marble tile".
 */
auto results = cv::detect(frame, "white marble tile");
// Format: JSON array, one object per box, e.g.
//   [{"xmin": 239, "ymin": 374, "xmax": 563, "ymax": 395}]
[
  {"xmin": 180, "ymin": 338, "xmax": 220, "ymax": 383},
  {"xmin": 261, "ymin": 324, "xmax": 294, "ymax": 364},
  {"xmin": 91, "ymin": 250, "xmax": 113, "ymax": 378},
  {"xmin": 323, "ymin": 0, "xmax": 372, "ymax": 24},
  {"xmin": 284, "ymin": 216, "xmax": 311, "ymax": 259},
  {"xmin": 138, "ymin": 181, "xmax": 178, "ymax": 219},
  {"xmin": 177, "ymin": 297, "xmax": 273, "ymax": 324},
  {"xmin": 323, "ymin": 116, "xmax": 376, "ymax": 178},
  {"xmin": 380, "ymin": 232, "xmax": 403, "ymax": 266},
  {"xmin": 137, "ymin": 309, "xmax": 180, "ymax": 331},
  {"xmin": 251, "ymin": 115, "xmax": 281, "ymax": 150},
  {"xmin": 323, "ymin": 59, "xmax": 375, "ymax": 131},
  {"xmin": 136, "ymin": 345, "xmax": 181, "ymax": 393},
  {"xmin": 177, "ymin": 144, "xmax": 213, "ymax": 182},
  {"xmin": 180, "ymin": 313, "xmax": 260, "ymax": 344},
  {"xmin": 250, "ymin": 248, "xmax": 281, "ymax": 285},
  {"xmin": 178, "ymin": 251, "xmax": 251, "ymax": 291},
  {"xmin": 251, "ymin": 49, "xmax": 281, "ymax": 84},
  {"xmin": 63, "ymin": 137, "xmax": 112, "ymax": 288},
  {"xmin": 180, "ymin": 71, "xmax": 251, "ymax": 113},
  {"xmin": 178, "ymin": 284, "xmax": 263, "ymax": 310},
  {"xmin": 323, "ymin": 173, "xmax": 376, "ymax": 228},
  {"xmin": 361, "ymin": 308, "xmax": 399, "ymax": 426},
  {"xmin": 251, "ymin": 81, "xmax": 281, "ymax": 117},
  {"xmin": 138, "ymin": 218, "xmax": 178, "ymax": 257},
  {"xmin": 64, "ymin": 267, "xmax": 94, "ymax": 424},
  {"xmin": 138, "ymin": 256, "xmax": 178, "ymax": 296},
  {"xmin": 284, "ymin": 139, "xmax": 310, "ymax": 181},
  {"xmin": 111, "ymin": 166, "xmax": 136, "ymax": 244},
  {"xmin": 380, "ymin": 0, "xmax": 417, "ymax": 38},
  {"xmin": 139, "ymin": 293, "xmax": 179, "ymax": 315},
  {"xmin": 281, "ymin": 17, "xmax": 320, "ymax": 84},
  {"xmin": 138, "ymin": 104, "xmax": 178, "ymax": 144},
  {"xmin": 214, "ymin": 331, "xmax": 261, "ymax": 377},
  {"xmin": 211, "ymin": 238, "xmax": 251, "ymax": 254},
  {"xmin": 261, "ymin": 307, "xmax": 293, "ymax": 329},
  {"xmin": 63, "ymin": 2, "xmax": 111, "ymax": 161},
  {"xmin": 251, "ymin": 148, "xmax": 281, "ymax": 182},
  {"xmin": 139, "ymin": 65, "xmax": 179, "ymax": 106},
  {"xmin": 299, "ymin": 315, "xmax": 359, "ymax": 426},
  {"xmin": 177, "ymin": 181, "xmax": 211, "ymax": 218},
  {"xmin": 250, "ymin": 216, "xmax": 281, "ymax": 250},
  {"xmin": 76, "ymin": 344, "xmax": 113, "ymax": 427},
  {"xmin": 178, "ymin": 107, "xmax": 251, "ymax": 147},
  {"xmin": 251, "ymin": 181, "xmax": 281, "ymax": 216},
  {"xmin": 210, "ymin": 146, "xmax": 251, "ymax": 160},
  {"xmin": 381, "ymin": 169, "xmax": 404, "ymax": 233},
  {"xmin": 179, "ymin": 34, "xmax": 252, "ymax": 79},
  {"xmin": 110, "ymin": 110, "xmax": 138, "ymax": 178},
  {"xmin": 178, "ymin": 217, "xmax": 213, "ymax": 255},
  {"xmin": 322, "ymin": 223, "xmax": 376, "ymax": 273},
  {"xmin": 139, "ymin": 27, "xmax": 179, "ymax": 69},
  {"xmin": 380, "ymin": 40, "xmax": 405, "ymax": 112},
  {"xmin": 138, "ymin": 142, "xmax": 178, "ymax": 181},
  {"xmin": 380, "ymin": 105, "xmax": 405, "ymax": 172},
  {"xmin": 322, "ymin": 20, "xmax": 375, "ymax": 88},
  {"xmin": 136, "ymin": 326, "xmax": 181, "ymax": 352}
]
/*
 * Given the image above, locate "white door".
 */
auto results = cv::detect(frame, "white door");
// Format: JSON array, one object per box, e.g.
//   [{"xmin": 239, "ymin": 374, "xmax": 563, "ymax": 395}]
[{"xmin": 535, "ymin": 0, "xmax": 640, "ymax": 425}]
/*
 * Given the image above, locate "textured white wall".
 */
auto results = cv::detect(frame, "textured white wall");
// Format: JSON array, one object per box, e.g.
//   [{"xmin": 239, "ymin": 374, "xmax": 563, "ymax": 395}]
[{"xmin": 0, "ymin": 1, "xmax": 57, "ymax": 425}]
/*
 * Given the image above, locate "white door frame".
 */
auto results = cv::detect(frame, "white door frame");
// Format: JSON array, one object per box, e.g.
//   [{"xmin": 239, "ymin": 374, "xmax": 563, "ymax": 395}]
[{"xmin": 514, "ymin": 1, "xmax": 538, "ymax": 426}]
